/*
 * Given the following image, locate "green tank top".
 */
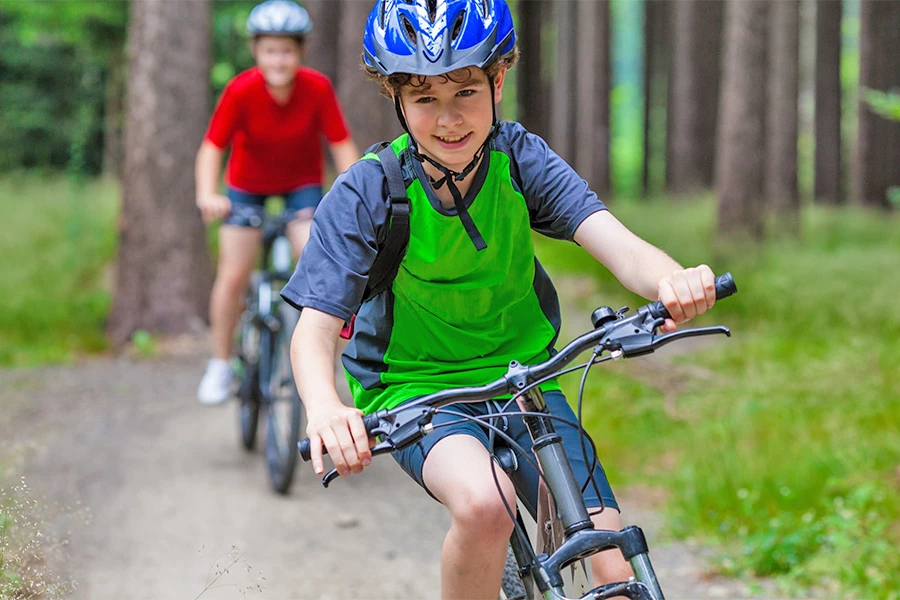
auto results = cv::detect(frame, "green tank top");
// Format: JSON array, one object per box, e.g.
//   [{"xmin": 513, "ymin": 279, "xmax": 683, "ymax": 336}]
[{"xmin": 347, "ymin": 134, "xmax": 561, "ymax": 413}]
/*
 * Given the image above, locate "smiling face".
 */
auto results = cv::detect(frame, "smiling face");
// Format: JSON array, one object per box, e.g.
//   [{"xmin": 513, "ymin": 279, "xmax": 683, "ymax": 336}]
[
  {"xmin": 251, "ymin": 35, "xmax": 304, "ymax": 90},
  {"xmin": 397, "ymin": 66, "xmax": 506, "ymax": 176}
]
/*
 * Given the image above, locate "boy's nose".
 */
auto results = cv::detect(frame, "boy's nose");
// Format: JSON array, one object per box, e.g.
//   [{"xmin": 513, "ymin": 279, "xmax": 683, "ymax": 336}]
[{"xmin": 437, "ymin": 108, "xmax": 463, "ymax": 128}]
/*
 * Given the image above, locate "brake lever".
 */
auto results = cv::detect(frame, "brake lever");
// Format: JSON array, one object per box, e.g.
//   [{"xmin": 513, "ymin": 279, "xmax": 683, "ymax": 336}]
[
  {"xmin": 321, "ymin": 439, "xmax": 397, "ymax": 488},
  {"xmin": 644, "ymin": 326, "xmax": 731, "ymax": 354}
]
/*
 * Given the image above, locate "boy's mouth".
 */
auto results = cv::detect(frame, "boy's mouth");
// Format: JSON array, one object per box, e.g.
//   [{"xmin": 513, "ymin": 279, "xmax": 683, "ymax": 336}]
[{"xmin": 434, "ymin": 132, "xmax": 471, "ymax": 149}]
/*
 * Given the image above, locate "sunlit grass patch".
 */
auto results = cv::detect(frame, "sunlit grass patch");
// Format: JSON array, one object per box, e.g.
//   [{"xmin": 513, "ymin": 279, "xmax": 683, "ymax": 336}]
[
  {"xmin": 0, "ymin": 478, "xmax": 71, "ymax": 599},
  {"xmin": 0, "ymin": 174, "xmax": 118, "ymax": 366}
]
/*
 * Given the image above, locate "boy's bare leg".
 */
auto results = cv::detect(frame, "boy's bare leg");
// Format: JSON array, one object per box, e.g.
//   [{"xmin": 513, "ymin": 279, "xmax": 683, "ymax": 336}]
[
  {"xmin": 590, "ymin": 509, "xmax": 634, "ymax": 597},
  {"xmin": 210, "ymin": 226, "xmax": 261, "ymax": 359},
  {"xmin": 286, "ymin": 211, "xmax": 313, "ymax": 260},
  {"xmin": 422, "ymin": 435, "xmax": 517, "ymax": 600}
]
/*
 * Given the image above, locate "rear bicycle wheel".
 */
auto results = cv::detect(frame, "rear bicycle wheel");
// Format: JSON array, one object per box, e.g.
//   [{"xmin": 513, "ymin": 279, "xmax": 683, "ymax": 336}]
[{"xmin": 263, "ymin": 303, "xmax": 303, "ymax": 494}]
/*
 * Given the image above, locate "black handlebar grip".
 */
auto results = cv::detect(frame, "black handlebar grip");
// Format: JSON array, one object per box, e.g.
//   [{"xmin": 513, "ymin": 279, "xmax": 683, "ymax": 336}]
[
  {"xmin": 648, "ymin": 272, "xmax": 737, "ymax": 320},
  {"xmin": 298, "ymin": 413, "xmax": 382, "ymax": 462}
]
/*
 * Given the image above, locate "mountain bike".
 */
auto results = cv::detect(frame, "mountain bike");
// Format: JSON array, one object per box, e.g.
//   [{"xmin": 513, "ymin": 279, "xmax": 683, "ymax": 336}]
[
  {"xmin": 299, "ymin": 273, "xmax": 737, "ymax": 599},
  {"xmin": 234, "ymin": 213, "xmax": 303, "ymax": 495}
]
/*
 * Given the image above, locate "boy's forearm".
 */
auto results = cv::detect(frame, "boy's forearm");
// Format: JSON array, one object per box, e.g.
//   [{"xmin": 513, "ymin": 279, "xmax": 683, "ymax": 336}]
[
  {"xmin": 574, "ymin": 210, "xmax": 683, "ymax": 301},
  {"xmin": 329, "ymin": 138, "xmax": 360, "ymax": 174},
  {"xmin": 195, "ymin": 141, "xmax": 224, "ymax": 198},
  {"xmin": 290, "ymin": 308, "xmax": 345, "ymax": 412},
  {"xmin": 615, "ymin": 245, "xmax": 684, "ymax": 301}
]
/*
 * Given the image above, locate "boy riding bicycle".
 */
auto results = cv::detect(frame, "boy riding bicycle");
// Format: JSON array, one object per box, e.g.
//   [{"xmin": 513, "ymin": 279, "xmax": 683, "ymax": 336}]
[
  {"xmin": 196, "ymin": 0, "xmax": 359, "ymax": 405},
  {"xmin": 282, "ymin": 1, "xmax": 717, "ymax": 597}
]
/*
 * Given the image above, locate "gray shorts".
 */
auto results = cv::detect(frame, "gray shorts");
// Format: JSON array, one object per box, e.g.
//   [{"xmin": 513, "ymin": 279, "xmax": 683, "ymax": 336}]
[{"xmin": 391, "ymin": 390, "xmax": 619, "ymax": 517}]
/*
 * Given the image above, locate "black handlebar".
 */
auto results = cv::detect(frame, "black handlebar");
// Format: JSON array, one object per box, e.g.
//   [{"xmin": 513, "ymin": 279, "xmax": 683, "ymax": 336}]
[{"xmin": 299, "ymin": 272, "xmax": 738, "ymax": 464}]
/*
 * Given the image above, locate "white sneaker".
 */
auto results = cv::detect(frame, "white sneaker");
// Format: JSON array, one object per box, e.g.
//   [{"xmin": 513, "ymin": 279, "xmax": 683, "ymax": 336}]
[{"xmin": 198, "ymin": 358, "xmax": 233, "ymax": 405}]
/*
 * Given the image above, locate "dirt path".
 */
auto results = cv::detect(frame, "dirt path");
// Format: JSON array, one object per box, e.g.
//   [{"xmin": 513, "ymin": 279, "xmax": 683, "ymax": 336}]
[{"xmin": 1, "ymin": 330, "xmax": 783, "ymax": 599}]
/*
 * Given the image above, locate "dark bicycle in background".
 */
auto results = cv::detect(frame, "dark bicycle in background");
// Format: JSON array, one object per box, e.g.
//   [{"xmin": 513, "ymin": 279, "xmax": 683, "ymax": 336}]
[
  {"xmin": 300, "ymin": 274, "xmax": 738, "ymax": 599},
  {"xmin": 234, "ymin": 213, "xmax": 303, "ymax": 495}
]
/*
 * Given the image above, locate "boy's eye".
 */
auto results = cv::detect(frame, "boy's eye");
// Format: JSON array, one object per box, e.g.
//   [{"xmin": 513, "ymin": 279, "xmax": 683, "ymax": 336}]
[
  {"xmin": 457, "ymin": 89, "xmax": 475, "ymax": 97},
  {"xmin": 415, "ymin": 96, "xmax": 435, "ymax": 104}
]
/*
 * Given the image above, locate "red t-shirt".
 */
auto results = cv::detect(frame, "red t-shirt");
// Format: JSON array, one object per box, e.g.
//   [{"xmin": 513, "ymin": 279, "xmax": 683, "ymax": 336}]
[{"xmin": 205, "ymin": 66, "xmax": 350, "ymax": 195}]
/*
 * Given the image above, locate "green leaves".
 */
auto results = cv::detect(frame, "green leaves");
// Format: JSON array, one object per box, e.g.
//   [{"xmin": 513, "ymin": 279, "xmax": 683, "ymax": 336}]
[{"xmin": 864, "ymin": 88, "xmax": 900, "ymax": 122}]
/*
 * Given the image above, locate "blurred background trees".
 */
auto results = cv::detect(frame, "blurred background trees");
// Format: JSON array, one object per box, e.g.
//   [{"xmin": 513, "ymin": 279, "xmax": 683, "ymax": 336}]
[{"xmin": 3, "ymin": 0, "xmax": 898, "ymax": 223}]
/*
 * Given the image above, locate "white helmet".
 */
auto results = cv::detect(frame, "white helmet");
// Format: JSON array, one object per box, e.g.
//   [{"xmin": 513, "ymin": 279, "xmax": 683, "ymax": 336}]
[{"xmin": 246, "ymin": 0, "xmax": 312, "ymax": 37}]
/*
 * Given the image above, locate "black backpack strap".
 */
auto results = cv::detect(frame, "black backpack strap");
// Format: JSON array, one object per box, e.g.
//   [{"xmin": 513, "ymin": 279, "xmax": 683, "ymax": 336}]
[{"xmin": 363, "ymin": 146, "xmax": 410, "ymax": 301}]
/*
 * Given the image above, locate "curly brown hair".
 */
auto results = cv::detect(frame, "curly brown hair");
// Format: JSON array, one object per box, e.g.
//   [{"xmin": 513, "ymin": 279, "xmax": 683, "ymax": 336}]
[{"xmin": 363, "ymin": 47, "xmax": 520, "ymax": 98}]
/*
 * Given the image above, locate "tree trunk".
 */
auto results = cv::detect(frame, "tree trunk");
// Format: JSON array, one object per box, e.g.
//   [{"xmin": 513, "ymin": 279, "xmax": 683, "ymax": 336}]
[
  {"xmin": 766, "ymin": 0, "xmax": 800, "ymax": 233},
  {"xmin": 517, "ymin": 0, "xmax": 549, "ymax": 138},
  {"xmin": 109, "ymin": 0, "xmax": 213, "ymax": 344},
  {"xmin": 814, "ymin": 0, "xmax": 843, "ymax": 205},
  {"xmin": 643, "ymin": 0, "xmax": 670, "ymax": 197},
  {"xmin": 667, "ymin": 0, "xmax": 723, "ymax": 194},
  {"xmin": 303, "ymin": 0, "xmax": 342, "ymax": 85},
  {"xmin": 574, "ymin": 0, "xmax": 610, "ymax": 195},
  {"xmin": 337, "ymin": 0, "xmax": 398, "ymax": 151},
  {"xmin": 856, "ymin": 0, "xmax": 900, "ymax": 209},
  {"xmin": 716, "ymin": 0, "xmax": 768, "ymax": 239},
  {"xmin": 550, "ymin": 0, "xmax": 576, "ymax": 165}
]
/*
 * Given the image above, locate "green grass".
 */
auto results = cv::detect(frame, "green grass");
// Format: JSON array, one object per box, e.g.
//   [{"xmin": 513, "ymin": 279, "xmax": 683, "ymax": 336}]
[
  {"xmin": 0, "ymin": 174, "xmax": 119, "ymax": 366},
  {"xmin": 535, "ymin": 198, "xmax": 900, "ymax": 598}
]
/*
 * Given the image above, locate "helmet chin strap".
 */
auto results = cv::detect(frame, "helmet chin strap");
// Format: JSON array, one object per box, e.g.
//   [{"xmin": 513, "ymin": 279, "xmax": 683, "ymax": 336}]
[{"xmin": 393, "ymin": 75, "xmax": 498, "ymax": 251}]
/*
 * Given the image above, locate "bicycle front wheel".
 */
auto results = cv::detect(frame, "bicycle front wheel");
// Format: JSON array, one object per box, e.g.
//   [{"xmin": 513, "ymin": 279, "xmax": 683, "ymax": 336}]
[
  {"xmin": 236, "ymin": 309, "xmax": 261, "ymax": 452},
  {"xmin": 500, "ymin": 543, "xmax": 530, "ymax": 600},
  {"xmin": 263, "ymin": 303, "xmax": 303, "ymax": 494}
]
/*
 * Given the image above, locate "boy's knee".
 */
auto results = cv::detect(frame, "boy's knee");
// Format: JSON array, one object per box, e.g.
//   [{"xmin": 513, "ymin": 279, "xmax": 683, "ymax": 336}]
[
  {"xmin": 215, "ymin": 267, "xmax": 251, "ymax": 292},
  {"xmin": 450, "ymin": 488, "xmax": 516, "ymax": 539}
]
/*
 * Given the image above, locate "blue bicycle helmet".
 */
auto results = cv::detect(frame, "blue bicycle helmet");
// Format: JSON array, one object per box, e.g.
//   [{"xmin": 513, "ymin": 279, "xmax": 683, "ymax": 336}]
[
  {"xmin": 364, "ymin": 0, "xmax": 516, "ymax": 76},
  {"xmin": 246, "ymin": 0, "xmax": 312, "ymax": 37}
]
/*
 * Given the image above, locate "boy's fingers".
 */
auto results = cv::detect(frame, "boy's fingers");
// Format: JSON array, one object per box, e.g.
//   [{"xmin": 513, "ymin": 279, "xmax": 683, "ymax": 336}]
[
  {"xmin": 331, "ymin": 423, "xmax": 360, "ymax": 476},
  {"xmin": 658, "ymin": 279, "xmax": 685, "ymax": 323},
  {"xmin": 348, "ymin": 414, "xmax": 372, "ymax": 466},
  {"xmin": 686, "ymin": 270, "xmax": 707, "ymax": 313},
  {"xmin": 319, "ymin": 428, "xmax": 349, "ymax": 477},
  {"xmin": 309, "ymin": 433, "xmax": 324, "ymax": 475},
  {"xmin": 661, "ymin": 318, "xmax": 677, "ymax": 333},
  {"xmin": 672, "ymin": 273, "xmax": 698, "ymax": 321},
  {"xmin": 700, "ymin": 265, "xmax": 717, "ymax": 309}
]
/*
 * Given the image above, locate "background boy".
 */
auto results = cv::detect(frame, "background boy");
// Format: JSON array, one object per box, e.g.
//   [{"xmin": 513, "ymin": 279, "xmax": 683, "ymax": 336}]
[{"xmin": 196, "ymin": 0, "xmax": 359, "ymax": 405}]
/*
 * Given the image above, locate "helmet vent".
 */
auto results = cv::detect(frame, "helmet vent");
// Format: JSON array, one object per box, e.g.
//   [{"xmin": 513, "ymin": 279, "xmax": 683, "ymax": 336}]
[
  {"xmin": 400, "ymin": 14, "xmax": 418, "ymax": 45},
  {"xmin": 379, "ymin": 0, "xmax": 386, "ymax": 28},
  {"xmin": 451, "ymin": 10, "xmax": 465, "ymax": 42},
  {"xmin": 481, "ymin": 0, "xmax": 491, "ymax": 19},
  {"xmin": 427, "ymin": 0, "xmax": 438, "ymax": 22}
]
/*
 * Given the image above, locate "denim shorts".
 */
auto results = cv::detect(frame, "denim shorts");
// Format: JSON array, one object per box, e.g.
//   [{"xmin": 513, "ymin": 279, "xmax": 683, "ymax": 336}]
[
  {"xmin": 392, "ymin": 390, "xmax": 619, "ymax": 516},
  {"xmin": 223, "ymin": 185, "xmax": 323, "ymax": 228}
]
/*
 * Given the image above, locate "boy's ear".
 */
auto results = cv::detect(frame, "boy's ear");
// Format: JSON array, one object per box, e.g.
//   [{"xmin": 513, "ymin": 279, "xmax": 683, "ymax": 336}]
[{"xmin": 492, "ymin": 67, "xmax": 508, "ymax": 104}]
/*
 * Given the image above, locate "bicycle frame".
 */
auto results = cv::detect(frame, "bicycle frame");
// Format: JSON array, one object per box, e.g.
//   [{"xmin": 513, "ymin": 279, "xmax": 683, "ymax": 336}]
[{"xmin": 250, "ymin": 218, "xmax": 295, "ymax": 406}]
